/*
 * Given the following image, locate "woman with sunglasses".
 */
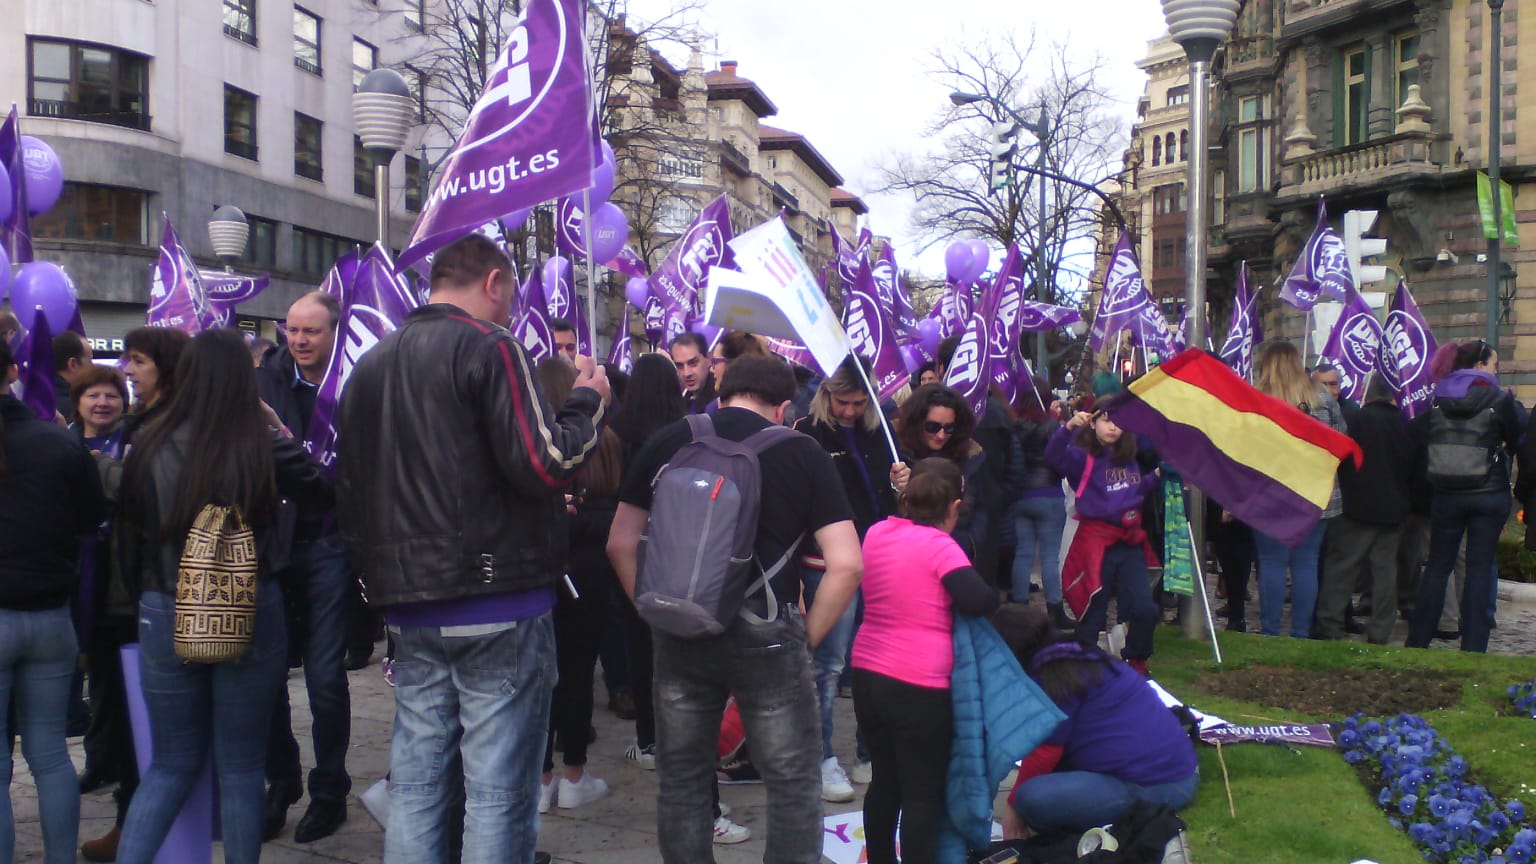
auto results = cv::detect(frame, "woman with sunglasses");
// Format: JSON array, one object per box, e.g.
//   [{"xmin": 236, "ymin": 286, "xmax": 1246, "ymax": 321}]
[
  {"xmin": 1409, "ymin": 340, "xmax": 1520, "ymax": 653},
  {"xmin": 895, "ymin": 385, "xmax": 985, "ymax": 560}
]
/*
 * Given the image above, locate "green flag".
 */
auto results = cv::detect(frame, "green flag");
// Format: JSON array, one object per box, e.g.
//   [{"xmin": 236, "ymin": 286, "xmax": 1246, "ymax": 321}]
[
  {"xmin": 1477, "ymin": 172, "xmax": 1520, "ymax": 247},
  {"xmin": 1162, "ymin": 478, "xmax": 1194, "ymax": 597}
]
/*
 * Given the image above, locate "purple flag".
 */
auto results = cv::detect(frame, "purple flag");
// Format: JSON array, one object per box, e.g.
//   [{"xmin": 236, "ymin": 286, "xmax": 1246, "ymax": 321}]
[
  {"xmin": 1172, "ymin": 306, "xmax": 1189, "ymax": 353},
  {"xmin": 1016, "ymin": 299, "xmax": 1082, "ymax": 333},
  {"xmin": 1217, "ymin": 263, "xmax": 1261, "ymax": 381},
  {"xmin": 829, "ymin": 230, "xmax": 867, "ymax": 294},
  {"xmin": 649, "ymin": 195, "xmax": 733, "ymax": 341},
  {"xmin": 543, "ymin": 257, "xmax": 592, "ymax": 355},
  {"xmin": 1317, "ymin": 292, "xmax": 1382, "ymax": 404},
  {"xmin": 1200, "ymin": 723, "xmax": 1335, "ymax": 748},
  {"xmin": 512, "ymin": 267, "xmax": 556, "ymax": 361},
  {"xmin": 843, "ymin": 258, "xmax": 910, "ymax": 399},
  {"xmin": 762, "ymin": 336, "xmax": 818, "ymax": 371},
  {"xmin": 607, "ymin": 304, "xmax": 632, "ymax": 373},
  {"xmin": 303, "ymin": 245, "xmax": 420, "ymax": 473},
  {"xmin": 398, "ymin": 0, "xmax": 597, "ymax": 270},
  {"xmin": 641, "ymin": 294, "xmax": 666, "ymax": 347},
  {"xmin": 1088, "ymin": 232, "xmax": 1155, "ymax": 353},
  {"xmin": 18, "ymin": 307, "xmax": 54, "ymax": 420},
  {"xmin": 871, "ymin": 243, "xmax": 921, "ymax": 341},
  {"xmin": 555, "ymin": 196, "xmax": 585, "ymax": 259},
  {"xmin": 147, "ymin": 219, "xmax": 212, "ymax": 333},
  {"xmin": 1129, "ymin": 304, "xmax": 1177, "ymax": 362},
  {"xmin": 201, "ymin": 270, "xmax": 271, "ymax": 329},
  {"xmin": 605, "ymin": 245, "xmax": 648, "ymax": 279},
  {"xmin": 933, "ymin": 283, "xmax": 973, "ymax": 339},
  {"xmin": 1280, "ymin": 200, "xmax": 1353, "ymax": 310},
  {"xmin": 1379, "ymin": 280, "xmax": 1438, "ymax": 418},
  {"xmin": 0, "ymin": 107, "xmax": 32, "ymax": 264},
  {"xmin": 943, "ymin": 309, "xmax": 991, "ymax": 420},
  {"xmin": 979, "ymin": 244, "xmax": 1028, "ymax": 405}
]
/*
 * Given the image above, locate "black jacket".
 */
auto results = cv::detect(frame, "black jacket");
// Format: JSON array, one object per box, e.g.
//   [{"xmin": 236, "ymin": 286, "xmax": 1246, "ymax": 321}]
[
  {"xmin": 1016, "ymin": 417, "xmax": 1065, "ymax": 494},
  {"xmin": 123, "ymin": 425, "xmax": 332, "ymax": 598},
  {"xmin": 1411, "ymin": 376, "xmax": 1521, "ymax": 498},
  {"xmin": 255, "ymin": 345, "xmax": 329, "ymax": 557},
  {"xmin": 793, "ymin": 415, "xmax": 899, "ymax": 538},
  {"xmin": 0, "ymin": 396, "xmax": 107, "ymax": 610},
  {"xmin": 1337, "ymin": 401, "xmax": 1414, "ymax": 525},
  {"xmin": 335, "ymin": 303, "xmax": 605, "ymax": 608}
]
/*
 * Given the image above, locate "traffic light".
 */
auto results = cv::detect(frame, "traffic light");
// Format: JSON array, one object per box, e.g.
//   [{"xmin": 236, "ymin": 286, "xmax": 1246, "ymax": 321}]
[
  {"xmin": 1343, "ymin": 209, "xmax": 1389, "ymax": 287},
  {"xmin": 988, "ymin": 120, "xmax": 1020, "ymax": 193}
]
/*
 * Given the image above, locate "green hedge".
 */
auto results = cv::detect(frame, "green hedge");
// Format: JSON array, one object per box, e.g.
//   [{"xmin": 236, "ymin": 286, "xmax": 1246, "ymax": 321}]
[{"xmin": 1495, "ymin": 537, "xmax": 1536, "ymax": 583}]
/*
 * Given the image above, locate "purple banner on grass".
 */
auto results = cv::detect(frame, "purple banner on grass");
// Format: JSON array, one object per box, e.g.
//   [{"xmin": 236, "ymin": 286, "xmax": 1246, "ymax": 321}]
[
  {"xmin": 844, "ymin": 258, "xmax": 910, "ymax": 399},
  {"xmin": 19, "ymin": 307, "xmax": 54, "ymax": 420},
  {"xmin": 1379, "ymin": 280, "xmax": 1438, "ymax": 419},
  {"xmin": 0, "ymin": 107, "xmax": 31, "ymax": 264},
  {"xmin": 398, "ymin": 0, "xmax": 596, "ymax": 270},
  {"xmin": 1280, "ymin": 199, "xmax": 1353, "ymax": 310},
  {"xmin": 1217, "ymin": 263, "xmax": 1261, "ymax": 381},
  {"xmin": 1200, "ymin": 723, "xmax": 1336, "ymax": 748},
  {"xmin": 1317, "ymin": 292, "xmax": 1382, "ymax": 404},
  {"xmin": 649, "ymin": 195, "xmax": 733, "ymax": 337}
]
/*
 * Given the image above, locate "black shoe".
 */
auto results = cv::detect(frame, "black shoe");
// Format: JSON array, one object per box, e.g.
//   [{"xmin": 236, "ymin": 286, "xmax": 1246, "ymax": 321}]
[
  {"xmin": 1433, "ymin": 628, "xmax": 1462, "ymax": 641},
  {"xmin": 1344, "ymin": 617, "xmax": 1365, "ymax": 635},
  {"xmin": 293, "ymin": 798, "xmax": 347, "ymax": 843},
  {"xmin": 78, "ymin": 765, "xmax": 114, "ymax": 794},
  {"xmin": 608, "ymin": 689, "xmax": 636, "ymax": 721},
  {"xmin": 535, "ymin": 853, "xmax": 552, "ymax": 864},
  {"xmin": 1047, "ymin": 602, "xmax": 1073, "ymax": 631},
  {"xmin": 344, "ymin": 649, "xmax": 372, "ymax": 671},
  {"xmin": 1227, "ymin": 620, "xmax": 1247, "ymax": 634},
  {"xmin": 262, "ymin": 779, "xmax": 303, "ymax": 842}
]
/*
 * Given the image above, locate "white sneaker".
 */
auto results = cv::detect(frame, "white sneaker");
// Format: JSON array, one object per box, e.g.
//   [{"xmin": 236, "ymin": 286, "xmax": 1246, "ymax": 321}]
[
  {"xmin": 821, "ymin": 757, "xmax": 855, "ymax": 802},
  {"xmin": 712, "ymin": 814, "xmax": 751, "ymax": 844},
  {"xmin": 850, "ymin": 760, "xmax": 872, "ymax": 785},
  {"xmin": 557, "ymin": 773, "xmax": 609, "ymax": 809},
  {"xmin": 538, "ymin": 778, "xmax": 557, "ymax": 814},
  {"xmin": 718, "ymin": 801, "xmax": 732, "ymax": 819},
  {"xmin": 624, "ymin": 741, "xmax": 656, "ymax": 770}
]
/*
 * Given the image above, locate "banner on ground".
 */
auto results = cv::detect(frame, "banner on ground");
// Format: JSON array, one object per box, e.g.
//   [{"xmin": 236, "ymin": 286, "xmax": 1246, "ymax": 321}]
[
  {"xmin": 1201, "ymin": 723, "xmax": 1336, "ymax": 747},
  {"xmin": 1378, "ymin": 280, "xmax": 1438, "ymax": 418},
  {"xmin": 398, "ymin": 0, "xmax": 596, "ymax": 270},
  {"xmin": 1316, "ymin": 291, "xmax": 1381, "ymax": 404},
  {"xmin": 1280, "ymin": 199, "xmax": 1352, "ymax": 310}
]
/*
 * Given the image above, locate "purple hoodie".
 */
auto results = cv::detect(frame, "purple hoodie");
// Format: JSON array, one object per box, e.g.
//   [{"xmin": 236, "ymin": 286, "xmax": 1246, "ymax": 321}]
[{"xmin": 1045, "ymin": 425, "xmax": 1159, "ymax": 525}]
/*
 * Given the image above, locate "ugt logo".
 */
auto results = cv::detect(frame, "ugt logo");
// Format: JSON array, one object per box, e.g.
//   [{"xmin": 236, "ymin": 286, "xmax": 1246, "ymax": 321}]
[
  {"xmin": 947, "ymin": 323, "xmax": 983, "ymax": 389},
  {"xmin": 1340, "ymin": 313, "xmax": 1380, "ymax": 368},
  {"xmin": 1381, "ymin": 311, "xmax": 1427, "ymax": 387},
  {"xmin": 845, "ymin": 291, "xmax": 881, "ymax": 360},
  {"xmin": 675, "ymin": 223, "xmax": 723, "ymax": 288},
  {"xmin": 1310, "ymin": 230, "xmax": 1353, "ymax": 297},
  {"xmin": 462, "ymin": 0, "xmax": 572, "ymax": 153},
  {"xmin": 1101, "ymin": 253, "xmax": 1147, "ymax": 316}
]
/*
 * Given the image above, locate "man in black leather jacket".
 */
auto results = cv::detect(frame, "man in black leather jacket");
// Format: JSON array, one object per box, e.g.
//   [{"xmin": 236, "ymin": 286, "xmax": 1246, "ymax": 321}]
[{"xmin": 335, "ymin": 234, "xmax": 609, "ymax": 863}]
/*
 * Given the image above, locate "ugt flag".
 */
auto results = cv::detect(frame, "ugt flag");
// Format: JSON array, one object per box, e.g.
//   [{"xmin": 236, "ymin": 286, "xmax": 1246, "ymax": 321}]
[
  {"xmin": 943, "ymin": 309, "xmax": 992, "ymax": 420},
  {"xmin": 1316, "ymin": 292, "xmax": 1381, "ymax": 404},
  {"xmin": 843, "ymin": 258, "xmax": 909, "ymax": 399},
  {"xmin": 981, "ymin": 244, "xmax": 1027, "ymax": 406},
  {"xmin": 1280, "ymin": 199, "xmax": 1352, "ymax": 310},
  {"xmin": 147, "ymin": 218, "xmax": 212, "ymax": 333},
  {"xmin": 398, "ymin": 0, "xmax": 596, "ymax": 270},
  {"xmin": 513, "ymin": 266, "xmax": 556, "ymax": 361},
  {"xmin": 0, "ymin": 107, "xmax": 31, "ymax": 264},
  {"xmin": 648, "ymin": 195, "xmax": 733, "ymax": 342},
  {"xmin": 1217, "ymin": 262, "xmax": 1261, "ymax": 381},
  {"xmin": 1088, "ymin": 232, "xmax": 1159, "ymax": 354},
  {"xmin": 607, "ymin": 304, "xmax": 632, "ymax": 374},
  {"xmin": 1378, "ymin": 280, "xmax": 1438, "ymax": 418}
]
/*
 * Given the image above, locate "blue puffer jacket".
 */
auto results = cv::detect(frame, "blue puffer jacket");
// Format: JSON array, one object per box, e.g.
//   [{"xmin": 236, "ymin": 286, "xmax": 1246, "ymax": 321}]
[{"xmin": 938, "ymin": 616, "xmax": 1067, "ymax": 863}]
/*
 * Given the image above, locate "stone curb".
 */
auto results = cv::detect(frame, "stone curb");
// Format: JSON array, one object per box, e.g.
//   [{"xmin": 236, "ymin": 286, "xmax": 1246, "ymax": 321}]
[{"xmin": 1498, "ymin": 578, "xmax": 1536, "ymax": 603}]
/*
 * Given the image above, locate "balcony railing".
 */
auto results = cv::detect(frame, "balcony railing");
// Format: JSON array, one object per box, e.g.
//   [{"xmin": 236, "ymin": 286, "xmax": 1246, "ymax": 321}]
[
  {"xmin": 295, "ymin": 57, "xmax": 322, "ymax": 76},
  {"xmin": 1280, "ymin": 132, "xmax": 1438, "ymax": 198},
  {"xmin": 718, "ymin": 139, "xmax": 752, "ymax": 176},
  {"xmin": 772, "ymin": 182, "xmax": 799, "ymax": 213},
  {"xmin": 223, "ymin": 23, "xmax": 257, "ymax": 46},
  {"xmin": 28, "ymin": 99, "xmax": 150, "ymax": 131}
]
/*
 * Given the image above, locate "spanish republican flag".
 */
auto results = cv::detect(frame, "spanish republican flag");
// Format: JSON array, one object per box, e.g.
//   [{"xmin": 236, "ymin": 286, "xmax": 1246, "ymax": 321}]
[{"xmin": 1107, "ymin": 349, "xmax": 1363, "ymax": 547}]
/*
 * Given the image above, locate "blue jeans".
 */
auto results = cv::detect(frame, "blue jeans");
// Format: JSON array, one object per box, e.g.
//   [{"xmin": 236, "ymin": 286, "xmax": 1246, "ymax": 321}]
[
  {"xmin": 268, "ymin": 535, "xmax": 353, "ymax": 801},
  {"xmin": 117, "ymin": 585, "xmax": 288, "ymax": 864},
  {"xmin": 653, "ymin": 607, "xmax": 823, "ymax": 864},
  {"xmin": 384, "ymin": 614, "xmax": 556, "ymax": 864},
  {"xmin": 802, "ymin": 566, "xmax": 859, "ymax": 761},
  {"xmin": 1011, "ymin": 496, "xmax": 1068, "ymax": 603},
  {"xmin": 1013, "ymin": 769, "xmax": 1199, "ymax": 834},
  {"xmin": 0, "ymin": 605, "xmax": 79, "ymax": 864},
  {"xmin": 1408, "ymin": 491, "xmax": 1508, "ymax": 652},
  {"xmin": 1254, "ymin": 519, "xmax": 1327, "ymax": 637}
]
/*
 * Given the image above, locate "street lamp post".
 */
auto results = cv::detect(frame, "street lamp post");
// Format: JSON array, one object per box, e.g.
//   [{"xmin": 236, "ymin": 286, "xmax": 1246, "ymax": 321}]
[
  {"xmin": 208, "ymin": 205, "xmax": 249, "ymax": 273},
  {"xmin": 352, "ymin": 69, "xmax": 415, "ymax": 249},
  {"xmin": 1162, "ymin": 0, "xmax": 1240, "ymax": 640},
  {"xmin": 1486, "ymin": 0, "xmax": 1505, "ymax": 348}
]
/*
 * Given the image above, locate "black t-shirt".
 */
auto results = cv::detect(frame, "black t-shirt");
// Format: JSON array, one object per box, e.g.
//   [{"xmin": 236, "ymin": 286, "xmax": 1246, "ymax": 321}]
[{"xmin": 619, "ymin": 407, "xmax": 854, "ymax": 606}]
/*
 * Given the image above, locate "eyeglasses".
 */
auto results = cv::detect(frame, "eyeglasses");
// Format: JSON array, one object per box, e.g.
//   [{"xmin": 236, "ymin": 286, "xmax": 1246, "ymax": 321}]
[{"xmin": 923, "ymin": 421, "xmax": 958, "ymax": 436}]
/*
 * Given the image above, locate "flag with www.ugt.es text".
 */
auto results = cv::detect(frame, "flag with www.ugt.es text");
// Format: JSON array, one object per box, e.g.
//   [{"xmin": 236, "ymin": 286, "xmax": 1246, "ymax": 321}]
[
  {"xmin": 842, "ymin": 257, "xmax": 909, "ymax": 399},
  {"xmin": 1378, "ymin": 280, "xmax": 1438, "ymax": 419},
  {"xmin": 397, "ymin": 0, "xmax": 596, "ymax": 271},
  {"xmin": 1280, "ymin": 199, "xmax": 1353, "ymax": 311}
]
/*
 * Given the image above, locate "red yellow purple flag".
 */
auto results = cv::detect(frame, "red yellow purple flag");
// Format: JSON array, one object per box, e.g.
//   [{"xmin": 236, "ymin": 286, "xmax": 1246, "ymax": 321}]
[{"xmin": 1105, "ymin": 349, "xmax": 1363, "ymax": 547}]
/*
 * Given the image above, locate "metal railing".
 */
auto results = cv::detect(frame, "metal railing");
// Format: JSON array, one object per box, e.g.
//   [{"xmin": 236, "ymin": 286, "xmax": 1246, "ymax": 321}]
[
  {"xmin": 718, "ymin": 139, "xmax": 752, "ymax": 175},
  {"xmin": 295, "ymin": 57, "xmax": 322, "ymax": 76},
  {"xmin": 223, "ymin": 23, "xmax": 257, "ymax": 46},
  {"xmin": 28, "ymin": 99, "xmax": 150, "ymax": 131},
  {"xmin": 772, "ymin": 182, "xmax": 799, "ymax": 213}
]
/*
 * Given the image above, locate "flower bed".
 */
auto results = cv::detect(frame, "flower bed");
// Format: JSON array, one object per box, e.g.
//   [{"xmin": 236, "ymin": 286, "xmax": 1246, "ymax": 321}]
[
  {"xmin": 1338, "ymin": 713, "xmax": 1533, "ymax": 863},
  {"xmin": 1512, "ymin": 682, "xmax": 1536, "ymax": 720}
]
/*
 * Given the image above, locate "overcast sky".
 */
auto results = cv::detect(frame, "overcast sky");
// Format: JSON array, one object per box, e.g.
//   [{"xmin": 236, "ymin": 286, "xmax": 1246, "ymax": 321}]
[{"xmin": 632, "ymin": 0, "xmax": 1171, "ymax": 279}]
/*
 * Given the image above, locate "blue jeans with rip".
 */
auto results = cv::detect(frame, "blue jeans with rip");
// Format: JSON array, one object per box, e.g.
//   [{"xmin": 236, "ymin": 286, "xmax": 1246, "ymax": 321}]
[
  {"xmin": 801, "ymin": 566, "xmax": 865, "ymax": 763},
  {"xmin": 1255, "ymin": 519, "xmax": 1327, "ymax": 638},
  {"xmin": 0, "ymin": 605, "xmax": 79, "ymax": 864},
  {"xmin": 267, "ymin": 534, "xmax": 353, "ymax": 802},
  {"xmin": 1010, "ymin": 495, "xmax": 1068, "ymax": 603},
  {"xmin": 1013, "ymin": 769, "xmax": 1199, "ymax": 834},
  {"xmin": 117, "ymin": 585, "xmax": 288, "ymax": 864},
  {"xmin": 653, "ymin": 606, "xmax": 823, "ymax": 864},
  {"xmin": 384, "ymin": 615, "xmax": 556, "ymax": 864}
]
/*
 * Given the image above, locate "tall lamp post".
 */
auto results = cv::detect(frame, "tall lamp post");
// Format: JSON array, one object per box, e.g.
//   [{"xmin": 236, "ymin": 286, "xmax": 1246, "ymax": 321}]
[
  {"xmin": 208, "ymin": 205, "xmax": 249, "ymax": 273},
  {"xmin": 1162, "ymin": 0, "xmax": 1240, "ymax": 639},
  {"xmin": 1486, "ymin": 0, "xmax": 1505, "ymax": 347},
  {"xmin": 352, "ymin": 69, "xmax": 415, "ymax": 248}
]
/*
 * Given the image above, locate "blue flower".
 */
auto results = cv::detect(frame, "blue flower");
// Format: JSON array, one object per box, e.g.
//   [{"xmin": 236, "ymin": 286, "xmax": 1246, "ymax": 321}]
[
  {"xmin": 1431, "ymin": 795, "xmax": 1453, "ymax": 817},
  {"xmin": 1508, "ymin": 801, "xmax": 1527, "ymax": 823},
  {"xmin": 1400, "ymin": 795, "xmax": 1419, "ymax": 815},
  {"xmin": 1345, "ymin": 750, "xmax": 1365, "ymax": 764},
  {"xmin": 1381, "ymin": 787, "xmax": 1395, "ymax": 807},
  {"xmin": 1339, "ymin": 729, "xmax": 1360, "ymax": 747},
  {"xmin": 1491, "ymin": 810, "xmax": 1510, "ymax": 832}
]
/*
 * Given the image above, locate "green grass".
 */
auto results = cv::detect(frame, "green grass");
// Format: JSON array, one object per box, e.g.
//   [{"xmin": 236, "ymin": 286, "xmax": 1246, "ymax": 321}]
[{"xmin": 1150, "ymin": 626, "xmax": 1536, "ymax": 864}]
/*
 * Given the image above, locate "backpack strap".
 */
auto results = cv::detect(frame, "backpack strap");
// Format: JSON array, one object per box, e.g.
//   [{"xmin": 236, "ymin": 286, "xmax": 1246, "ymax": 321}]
[
  {"xmin": 1076, "ymin": 453, "xmax": 1095, "ymax": 500},
  {"xmin": 741, "ymin": 424, "xmax": 798, "ymax": 454},
  {"xmin": 739, "ymin": 531, "xmax": 805, "ymax": 626},
  {"xmin": 685, "ymin": 413, "xmax": 715, "ymax": 442}
]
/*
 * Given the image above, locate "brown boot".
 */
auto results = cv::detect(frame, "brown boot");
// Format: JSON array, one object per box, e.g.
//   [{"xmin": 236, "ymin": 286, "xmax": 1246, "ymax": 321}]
[{"xmin": 81, "ymin": 825, "xmax": 121, "ymax": 863}]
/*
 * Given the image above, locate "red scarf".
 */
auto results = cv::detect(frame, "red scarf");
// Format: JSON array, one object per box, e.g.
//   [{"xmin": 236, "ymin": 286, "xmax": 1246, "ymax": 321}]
[{"xmin": 1060, "ymin": 513, "xmax": 1160, "ymax": 617}]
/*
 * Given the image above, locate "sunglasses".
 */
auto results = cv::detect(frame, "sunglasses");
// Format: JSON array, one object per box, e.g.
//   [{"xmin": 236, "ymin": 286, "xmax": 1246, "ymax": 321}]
[{"xmin": 923, "ymin": 421, "xmax": 958, "ymax": 436}]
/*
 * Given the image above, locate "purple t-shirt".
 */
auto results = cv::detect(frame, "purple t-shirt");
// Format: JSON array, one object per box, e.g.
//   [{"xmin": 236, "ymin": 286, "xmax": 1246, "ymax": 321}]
[
  {"xmin": 386, "ymin": 587, "xmax": 555, "ymax": 629},
  {"xmin": 1045, "ymin": 426, "xmax": 1158, "ymax": 524},
  {"xmin": 1045, "ymin": 662, "xmax": 1198, "ymax": 786}
]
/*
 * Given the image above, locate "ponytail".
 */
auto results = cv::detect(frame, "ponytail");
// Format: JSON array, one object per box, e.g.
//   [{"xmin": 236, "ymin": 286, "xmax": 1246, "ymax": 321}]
[{"xmin": 899, "ymin": 457, "xmax": 963, "ymax": 527}]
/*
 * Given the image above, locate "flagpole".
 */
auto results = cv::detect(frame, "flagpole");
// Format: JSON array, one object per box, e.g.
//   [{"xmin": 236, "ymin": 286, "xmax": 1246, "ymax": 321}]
[
  {"xmin": 582, "ymin": 187, "xmax": 598, "ymax": 357},
  {"xmin": 1187, "ymin": 519, "xmax": 1223, "ymax": 664},
  {"xmin": 846, "ymin": 349, "xmax": 903, "ymax": 465}
]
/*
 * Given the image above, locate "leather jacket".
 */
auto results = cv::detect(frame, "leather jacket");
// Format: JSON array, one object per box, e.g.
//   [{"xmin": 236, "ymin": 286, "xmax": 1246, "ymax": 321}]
[
  {"xmin": 335, "ymin": 303, "xmax": 605, "ymax": 608},
  {"xmin": 792, "ymin": 415, "xmax": 898, "ymax": 538},
  {"xmin": 1016, "ymin": 417, "xmax": 1065, "ymax": 494}
]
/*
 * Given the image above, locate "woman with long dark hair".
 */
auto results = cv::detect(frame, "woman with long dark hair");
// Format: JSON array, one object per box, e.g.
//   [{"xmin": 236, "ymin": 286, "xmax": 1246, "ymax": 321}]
[
  {"xmin": 895, "ymin": 384, "xmax": 985, "ymax": 559},
  {"xmin": 0, "ymin": 340, "xmax": 107, "ymax": 864},
  {"xmin": 115, "ymin": 330, "xmax": 331, "ymax": 864}
]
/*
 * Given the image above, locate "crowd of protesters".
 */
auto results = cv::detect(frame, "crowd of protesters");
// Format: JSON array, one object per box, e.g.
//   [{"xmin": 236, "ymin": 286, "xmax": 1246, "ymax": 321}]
[{"xmin": 0, "ymin": 230, "xmax": 1529, "ymax": 864}]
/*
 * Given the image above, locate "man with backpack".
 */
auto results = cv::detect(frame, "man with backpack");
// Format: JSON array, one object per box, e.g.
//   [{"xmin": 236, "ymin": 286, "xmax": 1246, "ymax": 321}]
[{"xmin": 608, "ymin": 354, "xmax": 863, "ymax": 864}]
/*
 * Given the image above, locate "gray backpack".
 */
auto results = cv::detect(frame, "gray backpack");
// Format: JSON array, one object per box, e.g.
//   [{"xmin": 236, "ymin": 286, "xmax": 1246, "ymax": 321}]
[
  {"xmin": 1426, "ymin": 401, "xmax": 1498, "ymax": 492},
  {"xmin": 635, "ymin": 414, "xmax": 801, "ymax": 639}
]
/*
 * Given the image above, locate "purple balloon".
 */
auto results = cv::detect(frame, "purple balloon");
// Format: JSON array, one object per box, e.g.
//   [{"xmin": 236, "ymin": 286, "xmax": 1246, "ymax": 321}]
[
  {"xmin": 0, "ymin": 167, "xmax": 11, "ymax": 224},
  {"xmin": 916, "ymin": 317, "xmax": 941, "ymax": 356},
  {"xmin": 588, "ymin": 203, "xmax": 627, "ymax": 263},
  {"xmin": 20, "ymin": 137, "xmax": 63, "ymax": 217},
  {"xmin": 899, "ymin": 343, "xmax": 925, "ymax": 374},
  {"xmin": 0, "ymin": 244, "xmax": 9, "ymax": 300},
  {"xmin": 625, "ymin": 276, "xmax": 650, "ymax": 310},
  {"xmin": 966, "ymin": 240, "xmax": 991, "ymax": 282},
  {"xmin": 501, "ymin": 207, "xmax": 532, "ymax": 232},
  {"xmin": 690, "ymin": 316, "xmax": 722, "ymax": 349},
  {"xmin": 590, "ymin": 141, "xmax": 616, "ymax": 205},
  {"xmin": 944, "ymin": 241, "xmax": 974, "ymax": 284},
  {"xmin": 543, "ymin": 256, "xmax": 570, "ymax": 292},
  {"xmin": 10, "ymin": 262, "xmax": 76, "ymax": 333}
]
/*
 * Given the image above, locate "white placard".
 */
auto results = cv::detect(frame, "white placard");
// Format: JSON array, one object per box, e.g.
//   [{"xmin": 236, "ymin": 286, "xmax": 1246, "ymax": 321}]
[{"xmin": 721, "ymin": 218, "xmax": 851, "ymax": 374}]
